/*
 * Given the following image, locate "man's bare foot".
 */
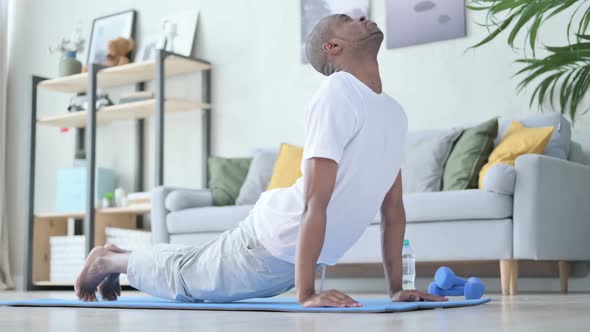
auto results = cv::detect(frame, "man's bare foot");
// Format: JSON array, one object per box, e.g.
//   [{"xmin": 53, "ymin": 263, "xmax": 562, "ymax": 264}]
[
  {"xmin": 74, "ymin": 247, "xmax": 115, "ymax": 302},
  {"xmin": 97, "ymin": 243, "xmax": 130, "ymax": 301}
]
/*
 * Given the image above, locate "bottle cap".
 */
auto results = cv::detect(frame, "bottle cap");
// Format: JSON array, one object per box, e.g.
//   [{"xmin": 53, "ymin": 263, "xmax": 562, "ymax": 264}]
[{"xmin": 404, "ymin": 239, "xmax": 409, "ymax": 246}]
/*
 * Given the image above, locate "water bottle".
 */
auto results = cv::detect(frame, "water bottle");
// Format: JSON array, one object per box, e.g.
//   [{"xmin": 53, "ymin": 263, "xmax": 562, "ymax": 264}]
[{"xmin": 402, "ymin": 239, "xmax": 416, "ymax": 290}]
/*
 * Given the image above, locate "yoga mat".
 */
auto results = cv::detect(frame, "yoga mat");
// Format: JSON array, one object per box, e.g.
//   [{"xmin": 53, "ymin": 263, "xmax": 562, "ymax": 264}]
[{"xmin": 0, "ymin": 297, "xmax": 491, "ymax": 313}]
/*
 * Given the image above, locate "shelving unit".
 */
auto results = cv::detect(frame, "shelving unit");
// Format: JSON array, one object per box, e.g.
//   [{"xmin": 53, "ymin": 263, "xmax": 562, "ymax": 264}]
[
  {"xmin": 37, "ymin": 55, "xmax": 210, "ymax": 93},
  {"xmin": 25, "ymin": 50, "xmax": 212, "ymax": 290},
  {"xmin": 37, "ymin": 99, "xmax": 210, "ymax": 128}
]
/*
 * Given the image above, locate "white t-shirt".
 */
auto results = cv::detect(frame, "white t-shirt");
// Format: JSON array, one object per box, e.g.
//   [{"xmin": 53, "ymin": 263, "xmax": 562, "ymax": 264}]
[{"xmin": 248, "ymin": 71, "xmax": 408, "ymax": 266}]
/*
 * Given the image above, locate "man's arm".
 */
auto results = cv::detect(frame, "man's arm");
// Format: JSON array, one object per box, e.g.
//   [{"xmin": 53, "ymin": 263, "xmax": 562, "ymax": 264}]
[
  {"xmin": 296, "ymin": 157, "xmax": 361, "ymax": 308},
  {"xmin": 380, "ymin": 172, "xmax": 447, "ymax": 302},
  {"xmin": 380, "ymin": 172, "xmax": 406, "ymax": 297}
]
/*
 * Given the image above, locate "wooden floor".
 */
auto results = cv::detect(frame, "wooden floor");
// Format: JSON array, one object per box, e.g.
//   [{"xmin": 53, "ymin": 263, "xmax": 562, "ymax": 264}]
[{"xmin": 1, "ymin": 291, "xmax": 589, "ymax": 331}]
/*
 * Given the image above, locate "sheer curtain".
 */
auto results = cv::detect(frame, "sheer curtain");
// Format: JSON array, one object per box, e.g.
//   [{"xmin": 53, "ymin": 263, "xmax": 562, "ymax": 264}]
[{"xmin": 0, "ymin": 0, "xmax": 13, "ymax": 290}]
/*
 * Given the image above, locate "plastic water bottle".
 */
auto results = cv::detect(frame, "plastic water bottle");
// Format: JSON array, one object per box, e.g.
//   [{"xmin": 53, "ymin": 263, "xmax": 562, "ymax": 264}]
[{"xmin": 402, "ymin": 239, "xmax": 416, "ymax": 290}]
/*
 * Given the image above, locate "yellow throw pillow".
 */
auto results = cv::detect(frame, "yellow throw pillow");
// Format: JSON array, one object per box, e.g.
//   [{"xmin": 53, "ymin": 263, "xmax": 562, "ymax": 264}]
[
  {"xmin": 479, "ymin": 121, "xmax": 554, "ymax": 188},
  {"xmin": 267, "ymin": 143, "xmax": 304, "ymax": 190}
]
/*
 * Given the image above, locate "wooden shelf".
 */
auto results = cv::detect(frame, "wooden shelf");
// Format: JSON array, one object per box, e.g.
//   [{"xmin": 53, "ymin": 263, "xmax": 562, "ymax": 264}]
[
  {"xmin": 35, "ymin": 204, "xmax": 152, "ymax": 219},
  {"xmin": 35, "ymin": 211, "xmax": 86, "ymax": 219},
  {"xmin": 38, "ymin": 56, "xmax": 211, "ymax": 93},
  {"xmin": 37, "ymin": 98, "xmax": 210, "ymax": 128},
  {"xmin": 98, "ymin": 204, "xmax": 151, "ymax": 215},
  {"xmin": 32, "ymin": 210, "xmax": 143, "ymax": 284}
]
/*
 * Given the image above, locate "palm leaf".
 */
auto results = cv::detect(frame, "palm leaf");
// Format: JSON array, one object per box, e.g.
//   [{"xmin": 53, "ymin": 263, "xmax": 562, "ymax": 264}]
[
  {"xmin": 469, "ymin": 0, "xmax": 590, "ymax": 123},
  {"xmin": 507, "ymin": 1, "xmax": 547, "ymax": 48},
  {"xmin": 469, "ymin": 11, "xmax": 520, "ymax": 49},
  {"xmin": 470, "ymin": 0, "xmax": 579, "ymax": 49},
  {"xmin": 516, "ymin": 41, "xmax": 590, "ymax": 123},
  {"xmin": 577, "ymin": 7, "xmax": 590, "ymax": 36}
]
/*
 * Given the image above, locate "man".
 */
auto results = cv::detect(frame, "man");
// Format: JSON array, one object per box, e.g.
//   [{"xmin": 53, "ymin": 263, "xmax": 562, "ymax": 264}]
[{"xmin": 75, "ymin": 14, "xmax": 446, "ymax": 307}]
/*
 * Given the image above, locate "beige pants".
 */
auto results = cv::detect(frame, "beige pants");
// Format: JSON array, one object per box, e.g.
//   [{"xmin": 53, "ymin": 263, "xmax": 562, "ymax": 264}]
[{"xmin": 127, "ymin": 217, "xmax": 298, "ymax": 302}]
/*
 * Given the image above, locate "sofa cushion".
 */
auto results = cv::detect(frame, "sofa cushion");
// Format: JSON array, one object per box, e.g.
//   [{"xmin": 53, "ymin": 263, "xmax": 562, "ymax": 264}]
[
  {"xmin": 341, "ymin": 219, "xmax": 512, "ymax": 263},
  {"xmin": 442, "ymin": 118, "xmax": 498, "ymax": 191},
  {"xmin": 236, "ymin": 148, "xmax": 279, "ymax": 205},
  {"xmin": 167, "ymin": 204, "xmax": 255, "ymax": 234},
  {"xmin": 267, "ymin": 143, "xmax": 303, "ymax": 190},
  {"xmin": 169, "ymin": 190, "xmax": 512, "ymax": 234},
  {"xmin": 479, "ymin": 121, "xmax": 554, "ymax": 188},
  {"xmin": 208, "ymin": 156, "xmax": 252, "ymax": 206},
  {"xmin": 495, "ymin": 112, "xmax": 571, "ymax": 160},
  {"xmin": 482, "ymin": 164, "xmax": 516, "ymax": 195},
  {"xmin": 371, "ymin": 190, "xmax": 513, "ymax": 224},
  {"xmin": 403, "ymin": 128, "xmax": 462, "ymax": 193}
]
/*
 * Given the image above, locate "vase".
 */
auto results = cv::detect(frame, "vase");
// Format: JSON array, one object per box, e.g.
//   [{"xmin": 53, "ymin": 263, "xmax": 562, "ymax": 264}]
[{"xmin": 59, "ymin": 51, "xmax": 82, "ymax": 77}]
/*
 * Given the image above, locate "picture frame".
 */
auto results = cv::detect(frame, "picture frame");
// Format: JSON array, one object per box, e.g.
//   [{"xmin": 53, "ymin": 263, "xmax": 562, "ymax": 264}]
[
  {"xmin": 86, "ymin": 9, "xmax": 137, "ymax": 65},
  {"xmin": 161, "ymin": 11, "xmax": 199, "ymax": 56},
  {"xmin": 134, "ymin": 34, "xmax": 165, "ymax": 63},
  {"xmin": 385, "ymin": 0, "xmax": 466, "ymax": 49}
]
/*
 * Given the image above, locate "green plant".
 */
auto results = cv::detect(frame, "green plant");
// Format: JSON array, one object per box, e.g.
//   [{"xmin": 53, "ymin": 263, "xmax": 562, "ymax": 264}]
[{"xmin": 468, "ymin": 0, "xmax": 590, "ymax": 123}]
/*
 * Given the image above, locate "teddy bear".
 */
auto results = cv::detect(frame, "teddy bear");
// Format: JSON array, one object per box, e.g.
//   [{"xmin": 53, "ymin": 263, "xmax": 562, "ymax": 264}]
[
  {"xmin": 104, "ymin": 37, "xmax": 135, "ymax": 67},
  {"xmin": 82, "ymin": 37, "xmax": 135, "ymax": 72}
]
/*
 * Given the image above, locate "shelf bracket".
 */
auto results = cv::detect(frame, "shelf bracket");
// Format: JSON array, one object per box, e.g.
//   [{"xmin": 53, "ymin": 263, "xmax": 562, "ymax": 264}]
[
  {"xmin": 84, "ymin": 63, "xmax": 105, "ymax": 255},
  {"xmin": 154, "ymin": 49, "xmax": 168, "ymax": 186},
  {"xmin": 25, "ymin": 75, "xmax": 48, "ymax": 290}
]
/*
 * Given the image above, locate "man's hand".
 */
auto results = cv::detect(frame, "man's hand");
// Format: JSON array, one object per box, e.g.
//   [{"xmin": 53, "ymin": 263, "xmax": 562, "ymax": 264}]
[
  {"xmin": 392, "ymin": 290, "xmax": 448, "ymax": 302},
  {"xmin": 300, "ymin": 289, "xmax": 362, "ymax": 308}
]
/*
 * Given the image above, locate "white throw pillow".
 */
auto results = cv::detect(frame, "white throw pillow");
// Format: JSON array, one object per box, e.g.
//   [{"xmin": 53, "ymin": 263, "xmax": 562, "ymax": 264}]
[
  {"xmin": 402, "ymin": 128, "xmax": 462, "ymax": 193},
  {"xmin": 482, "ymin": 164, "xmax": 516, "ymax": 195},
  {"xmin": 235, "ymin": 147, "xmax": 280, "ymax": 205}
]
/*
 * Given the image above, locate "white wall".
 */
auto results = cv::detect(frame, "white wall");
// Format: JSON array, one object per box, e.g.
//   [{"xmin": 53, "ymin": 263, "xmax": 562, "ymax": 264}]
[{"xmin": 6, "ymin": 0, "xmax": 590, "ymax": 290}]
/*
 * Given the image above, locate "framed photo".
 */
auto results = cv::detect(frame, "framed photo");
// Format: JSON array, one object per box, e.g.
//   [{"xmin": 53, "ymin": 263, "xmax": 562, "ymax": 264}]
[
  {"xmin": 134, "ymin": 34, "xmax": 165, "ymax": 63},
  {"xmin": 301, "ymin": 0, "xmax": 370, "ymax": 64},
  {"xmin": 161, "ymin": 11, "xmax": 199, "ymax": 56},
  {"xmin": 385, "ymin": 0, "xmax": 466, "ymax": 49},
  {"xmin": 87, "ymin": 9, "xmax": 137, "ymax": 65}
]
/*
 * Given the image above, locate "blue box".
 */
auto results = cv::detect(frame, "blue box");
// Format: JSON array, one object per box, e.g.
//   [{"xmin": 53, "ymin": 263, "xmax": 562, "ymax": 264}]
[{"xmin": 56, "ymin": 167, "xmax": 116, "ymax": 212}]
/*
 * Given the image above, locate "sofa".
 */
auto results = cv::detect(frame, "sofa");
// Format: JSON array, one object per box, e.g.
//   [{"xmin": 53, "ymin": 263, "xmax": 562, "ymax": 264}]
[{"xmin": 151, "ymin": 113, "xmax": 590, "ymax": 295}]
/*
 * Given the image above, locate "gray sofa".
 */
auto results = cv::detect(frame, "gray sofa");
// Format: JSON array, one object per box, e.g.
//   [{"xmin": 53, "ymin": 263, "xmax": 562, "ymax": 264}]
[{"xmin": 151, "ymin": 114, "xmax": 590, "ymax": 295}]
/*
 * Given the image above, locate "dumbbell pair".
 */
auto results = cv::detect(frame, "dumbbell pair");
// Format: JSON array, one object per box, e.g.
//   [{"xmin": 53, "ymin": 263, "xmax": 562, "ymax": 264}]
[{"xmin": 428, "ymin": 266, "xmax": 486, "ymax": 300}]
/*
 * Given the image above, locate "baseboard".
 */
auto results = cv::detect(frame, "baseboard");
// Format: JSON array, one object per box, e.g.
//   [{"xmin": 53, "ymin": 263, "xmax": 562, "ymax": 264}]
[
  {"xmin": 329, "ymin": 261, "xmax": 588, "ymax": 278},
  {"xmin": 320, "ymin": 276, "xmax": 590, "ymax": 294}
]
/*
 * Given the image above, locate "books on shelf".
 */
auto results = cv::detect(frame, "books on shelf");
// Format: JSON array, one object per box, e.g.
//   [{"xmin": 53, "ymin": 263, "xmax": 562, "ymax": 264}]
[
  {"xmin": 105, "ymin": 227, "xmax": 152, "ymax": 284},
  {"xmin": 49, "ymin": 228, "xmax": 152, "ymax": 283},
  {"xmin": 105, "ymin": 227, "xmax": 152, "ymax": 251},
  {"xmin": 49, "ymin": 236, "xmax": 85, "ymax": 282}
]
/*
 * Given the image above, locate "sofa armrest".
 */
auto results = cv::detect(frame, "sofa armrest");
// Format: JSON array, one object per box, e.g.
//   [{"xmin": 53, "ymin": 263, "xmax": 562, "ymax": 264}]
[
  {"xmin": 165, "ymin": 189, "xmax": 213, "ymax": 211},
  {"xmin": 513, "ymin": 154, "xmax": 590, "ymax": 260},
  {"xmin": 151, "ymin": 186, "xmax": 213, "ymax": 244}
]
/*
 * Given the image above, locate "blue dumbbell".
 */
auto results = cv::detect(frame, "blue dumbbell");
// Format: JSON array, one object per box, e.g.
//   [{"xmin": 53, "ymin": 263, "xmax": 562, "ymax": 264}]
[
  {"xmin": 435, "ymin": 266, "xmax": 467, "ymax": 289},
  {"xmin": 429, "ymin": 277, "xmax": 486, "ymax": 299},
  {"xmin": 464, "ymin": 277, "xmax": 486, "ymax": 299}
]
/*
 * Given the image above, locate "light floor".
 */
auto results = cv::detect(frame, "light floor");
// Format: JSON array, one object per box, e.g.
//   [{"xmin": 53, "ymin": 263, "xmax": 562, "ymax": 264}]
[{"xmin": 1, "ymin": 291, "xmax": 589, "ymax": 331}]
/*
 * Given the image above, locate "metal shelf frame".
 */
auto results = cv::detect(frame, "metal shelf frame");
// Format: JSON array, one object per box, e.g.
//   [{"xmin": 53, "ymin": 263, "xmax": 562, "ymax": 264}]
[{"xmin": 24, "ymin": 49, "xmax": 212, "ymax": 290}]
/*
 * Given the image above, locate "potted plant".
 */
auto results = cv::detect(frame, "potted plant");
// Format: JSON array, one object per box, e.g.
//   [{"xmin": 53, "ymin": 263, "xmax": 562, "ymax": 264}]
[
  {"xmin": 469, "ymin": 0, "xmax": 590, "ymax": 124},
  {"xmin": 48, "ymin": 25, "xmax": 86, "ymax": 77}
]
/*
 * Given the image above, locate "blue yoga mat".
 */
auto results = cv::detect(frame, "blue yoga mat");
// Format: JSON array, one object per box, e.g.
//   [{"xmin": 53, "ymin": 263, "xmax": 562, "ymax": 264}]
[{"xmin": 0, "ymin": 297, "xmax": 491, "ymax": 313}]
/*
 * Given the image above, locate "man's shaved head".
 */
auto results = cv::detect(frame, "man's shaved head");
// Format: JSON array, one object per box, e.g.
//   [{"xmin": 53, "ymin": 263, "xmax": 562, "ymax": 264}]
[
  {"xmin": 305, "ymin": 14, "xmax": 383, "ymax": 76},
  {"xmin": 305, "ymin": 15, "xmax": 338, "ymax": 76}
]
